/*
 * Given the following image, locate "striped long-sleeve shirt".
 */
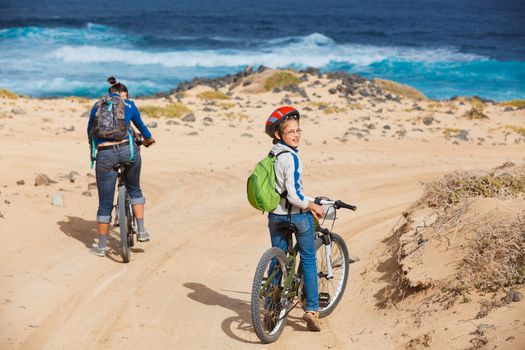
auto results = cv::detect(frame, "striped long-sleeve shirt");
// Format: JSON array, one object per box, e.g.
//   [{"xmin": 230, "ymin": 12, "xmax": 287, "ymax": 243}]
[{"xmin": 270, "ymin": 141, "xmax": 312, "ymax": 215}]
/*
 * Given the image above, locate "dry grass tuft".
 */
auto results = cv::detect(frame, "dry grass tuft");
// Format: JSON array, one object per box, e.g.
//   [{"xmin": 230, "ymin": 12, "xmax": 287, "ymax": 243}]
[
  {"xmin": 310, "ymin": 102, "xmax": 346, "ymax": 114},
  {"xmin": 373, "ymin": 78, "xmax": 427, "ymax": 100},
  {"xmin": 505, "ymin": 125, "xmax": 525, "ymax": 137},
  {"xmin": 459, "ymin": 217, "xmax": 525, "ymax": 293},
  {"xmin": 417, "ymin": 166, "xmax": 525, "ymax": 209},
  {"xmin": 500, "ymin": 99, "xmax": 525, "ymax": 108},
  {"xmin": 263, "ymin": 72, "xmax": 300, "ymax": 91},
  {"xmin": 462, "ymin": 108, "xmax": 489, "ymax": 120},
  {"xmin": 197, "ymin": 90, "xmax": 230, "ymax": 100},
  {"xmin": 0, "ymin": 88, "xmax": 19, "ymax": 99},
  {"xmin": 140, "ymin": 103, "xmax": 192, "ymax": 118}
]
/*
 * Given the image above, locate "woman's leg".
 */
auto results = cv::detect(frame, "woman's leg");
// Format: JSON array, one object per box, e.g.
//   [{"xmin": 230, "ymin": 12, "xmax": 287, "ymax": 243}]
[
  {"xmin": 121, "ymin": 145, "xmax": 148, "ymax": 240},
  {"xmin": 93, "ymin": 148, "xmax": 119, "ymax": 255}
]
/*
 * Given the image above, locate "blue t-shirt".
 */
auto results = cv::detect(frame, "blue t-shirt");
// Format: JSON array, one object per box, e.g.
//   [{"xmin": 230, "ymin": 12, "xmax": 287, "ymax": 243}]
[{"xmin": 87, "ymin": 94, "xmax": 152, "ymax": 146}]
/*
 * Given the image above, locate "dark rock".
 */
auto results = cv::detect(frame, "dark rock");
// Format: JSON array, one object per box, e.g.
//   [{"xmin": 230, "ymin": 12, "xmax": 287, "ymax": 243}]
[
  {"xmin": 423, "ymin": 116, "xmax": 434, "ymax": 125},
  {"xmin": 35, "ymin": 174, "xmax": 54, "ymax": 186},
  {"xmin": 376, "ymin": 108, "xmax": 383, "ymax": 114},
  {"xmin": 63, "ymin": 126, "xmax": 75, "ymax": 132},
  {"xmin": 282, "ymin": 98, "xmax": 292, "ymax": 105},
  {"xmin": 305, "ymin": 67, "xmax": 320, "ymax": 76},
  {"xmin": 16, "ymin": 180, "xmax": 25, "ymax": 185},
  {"xmin": 386, "ymin": 94, "xmax": 402, "ymax": 103},
  {"xmin": 147, "ymin": 121, "xmax": 158, "ymax": 128},
  {"xmin": 202, "ymin": 107, "xmax": 215, "ymax": 112},
  {"xmin": 243, "ymin": 65, "xmax": 253, "ymax": 76},
  {"xmin": 272, "ymin": 87, "xmax": 282, "ymax": 93},
  {"xmin": 241, "ymin": 133, "xmax": 253, "ymax": 138},
  {"xmin": 188, "ymin": 131, "xmax": 199, "ymax": 136},
  {"xmin": 203, "ymin": 116, "xmax": 213, "ymax": 123},
  {"xmin": 303, "ymin": 106, "xmax": 313, "ymax": 111},
  {"xmin": 175, "ymin": 93, "xmax": 185, "ymax": 101},
  {"xmin": 504, "ymin": 290, "xmax": 523, "ymax": 303},
  {"xmin": 504, "ymin": 106, "xmax": 514, "ymax": 112},
  {"xmin": 80, "ymin": 111, "xmax": 90, "ymax": 118},
  {"xmin": 242, "ymin": 80, "xmax": 252, "ymax": 87},
  {"xmin": 166, "ymin": 120, "xmax": 180, "ymax": 125},
  {"xmin": 82, "ymin": 191, "xmax": 92, "ymax": 197},
  {"xmin": 359, "ymin": 89, "xmax": 369, "ymax": 97},
  {"xmin": 87, "ymin": 182, "xmax": 97, "ymax": 190},
  {"xmin": 328, "ymin": 88, "xmax": 337, "ymax": 95},
  {"xmin": 182, "ymin": 113, "xmax": 196, "ymax": 122},
  {"xmin": 383, "ymin": 125, "xmax": 391, "ymax": 130},
  {"xmin": 299, "ymin": 74, "xmax": 308, "ymax": 82},
  {"xmin": 366, "ymin": 123, "xmax": 376, "ymax": 130},
  {"xmin": 257, "ymin": 65, "xmax": 268, "ymax": 73}
]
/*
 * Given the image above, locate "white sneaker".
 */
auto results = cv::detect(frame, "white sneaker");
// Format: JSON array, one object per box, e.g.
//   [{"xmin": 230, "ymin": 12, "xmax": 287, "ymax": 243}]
[
  {"xmin": 89, "ymin": 244, "xmax": 107, "ymax": 257},
  {"xmin": 137, "ymin": 231, "xmax": 150, "ymax": 242}
]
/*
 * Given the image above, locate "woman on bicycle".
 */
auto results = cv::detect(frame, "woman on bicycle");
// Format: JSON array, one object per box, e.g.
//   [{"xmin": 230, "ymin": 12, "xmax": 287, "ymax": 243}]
[
  {"xmin": 265, "ymin": 106, "xmax": 324, "ymax": 331},
  {"xmin": 87, "ymin": 77, "xmax": 155, "ymax": 257}
]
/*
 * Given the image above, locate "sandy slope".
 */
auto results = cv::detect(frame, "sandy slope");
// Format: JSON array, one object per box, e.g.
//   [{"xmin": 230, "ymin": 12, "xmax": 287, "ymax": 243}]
[{"xmin": 0, "ymin": 73, "xmax": 524, "ymax": 349}]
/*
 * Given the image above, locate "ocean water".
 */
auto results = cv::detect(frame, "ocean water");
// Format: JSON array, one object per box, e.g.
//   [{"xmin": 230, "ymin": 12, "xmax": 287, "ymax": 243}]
[{"xmin": 0, "ymin": 0, "xmax": 524, "ymax": 100}]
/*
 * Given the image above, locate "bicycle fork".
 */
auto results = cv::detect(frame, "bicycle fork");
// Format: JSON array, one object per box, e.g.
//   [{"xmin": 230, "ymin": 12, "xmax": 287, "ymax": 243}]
[{"xmin": 321, "ymin": 234, "xmax": 334, "ymax": 279}]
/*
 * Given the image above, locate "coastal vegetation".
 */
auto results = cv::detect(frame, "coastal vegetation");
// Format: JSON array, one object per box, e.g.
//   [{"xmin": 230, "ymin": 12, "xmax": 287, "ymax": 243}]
[
  {"xmin": 373, "ymin": 78, "xmax": 427, "ymax": 100},
  {"xmin": 500, "ymin": 99, "xmax": 525, "ymax": 108},
  {"xmin": 0, "ymin": 88, "xmax": 19, "ymax": 99},
  {"xmin": 197, "ymin": 90, "xmax": 230, "ymax": 100},
  {"xmin": 140, "ymin": 103, "xmax": 192, "ymax": 118},
  {"xmin": 263, "ymin": 71, "xmax": 300, "ymax": 91}
]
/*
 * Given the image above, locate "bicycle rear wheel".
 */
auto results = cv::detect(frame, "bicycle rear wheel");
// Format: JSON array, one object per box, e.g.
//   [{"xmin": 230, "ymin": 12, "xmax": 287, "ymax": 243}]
[
  {"xmin": 118, "ymin": 186, "xmax": 130, "ymax": 263},
  {"xmin": 251, "ymin": 247, "xmax": 289, "ymax": 343},
  {"xmin": 316, "ymin": 232, "xmax": 349, "ymax": 317}
]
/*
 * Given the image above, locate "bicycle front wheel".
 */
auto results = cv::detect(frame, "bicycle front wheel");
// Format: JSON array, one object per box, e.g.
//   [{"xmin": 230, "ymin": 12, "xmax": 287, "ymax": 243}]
[
  {"xmin": 118, "ymin": 186, "xmax": 130, "ymax": 263},
  {"xmin": 251, "ymin": 247, "xmax": 289, "ymax": 344},
  {"xmin": 316, "ymin": 232, "xmax": 349, "ymax": 317}
]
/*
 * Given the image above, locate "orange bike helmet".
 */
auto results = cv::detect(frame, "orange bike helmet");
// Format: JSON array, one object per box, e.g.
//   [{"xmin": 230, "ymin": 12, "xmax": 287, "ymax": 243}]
[{"xmin": 265, "ymin": 106, "xmax": 300, "ymax": 138}]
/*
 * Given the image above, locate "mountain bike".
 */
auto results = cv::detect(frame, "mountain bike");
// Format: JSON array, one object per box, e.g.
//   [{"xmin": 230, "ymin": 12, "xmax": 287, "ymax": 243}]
[
  {"xmin": 251, "ymin": 198, "xmax": 357, "ymax": 343},
  {"xmin": 112, "ymin": 161, "xmax": 138, "ymax": 263},
  {"xmin": 111, "ymin": 137, "xmax": 147, "ymax": 263}
]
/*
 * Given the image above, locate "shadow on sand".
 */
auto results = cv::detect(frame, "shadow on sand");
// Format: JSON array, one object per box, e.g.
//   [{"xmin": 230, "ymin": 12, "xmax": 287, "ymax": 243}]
[
  {"xmin": 183, "ymin": 282, "xmax": 306, "ymax": 344},
  {"xmin": 57, "ymin": 215, "xmax": 144, "ymax": 263}
]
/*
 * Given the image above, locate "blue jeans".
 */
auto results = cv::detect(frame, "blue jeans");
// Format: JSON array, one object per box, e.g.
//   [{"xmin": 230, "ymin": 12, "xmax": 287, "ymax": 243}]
[
  {"xmin": 95, "ymin": 142, "xmax": 144, "ymax": 223},
  {"xmin": 268, "ymin": 212, "xmax": 319, "ymax": 312}
]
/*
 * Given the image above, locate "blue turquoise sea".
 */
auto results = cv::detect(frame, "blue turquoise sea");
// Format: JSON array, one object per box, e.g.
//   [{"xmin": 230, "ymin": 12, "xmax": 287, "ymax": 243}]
[{"xmin": 1, "ymin": 0, "xmax": 524, "ymax": 100}]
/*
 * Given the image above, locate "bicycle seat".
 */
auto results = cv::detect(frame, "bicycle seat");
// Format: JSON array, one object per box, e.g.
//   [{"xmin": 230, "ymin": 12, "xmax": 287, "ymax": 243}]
[
  {"xmin": 113, "ymin": 162, "xmax": 133, "ymax": 172},
  {"xmin": 275, "ymin": 221, "xmax": 299, "ymax": 234}
]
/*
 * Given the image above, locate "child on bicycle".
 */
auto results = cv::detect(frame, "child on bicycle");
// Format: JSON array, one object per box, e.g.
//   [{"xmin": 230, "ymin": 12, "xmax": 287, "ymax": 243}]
[
  {"xmin": 87, "ymin": 77, "xmax": 155, "ymax": 257},
  {"xmin": 264, "ymin": 106, "xmax": 324, "ymax": 331}
]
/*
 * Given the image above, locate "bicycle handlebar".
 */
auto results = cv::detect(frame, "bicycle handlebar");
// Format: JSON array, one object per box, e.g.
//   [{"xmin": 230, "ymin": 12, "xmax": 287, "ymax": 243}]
[{"xmin": 315, "ymin": 197, "xmax": 357, "ymax": 211}]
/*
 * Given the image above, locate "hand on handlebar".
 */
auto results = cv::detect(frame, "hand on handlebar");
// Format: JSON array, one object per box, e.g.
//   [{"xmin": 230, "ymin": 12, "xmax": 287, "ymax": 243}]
[
  {"xmin": 307, "ymin": 201, "xmax": 324, "ymax": 221},
  {"xmin": 142, "ymin": 137, "xmax": 156, "ymax": 147}
]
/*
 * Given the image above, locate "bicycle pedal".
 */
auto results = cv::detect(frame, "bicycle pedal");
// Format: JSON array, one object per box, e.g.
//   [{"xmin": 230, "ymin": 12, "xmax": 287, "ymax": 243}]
[{"xmin": 319, "ymin": 292, "xmax": 331, "ymax": 307}]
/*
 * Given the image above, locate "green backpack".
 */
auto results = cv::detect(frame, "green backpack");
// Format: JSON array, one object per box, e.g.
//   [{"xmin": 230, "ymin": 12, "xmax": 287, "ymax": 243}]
[{"xmin": 247, "ymin": 151, "xmax": 289, "ymax": 212}]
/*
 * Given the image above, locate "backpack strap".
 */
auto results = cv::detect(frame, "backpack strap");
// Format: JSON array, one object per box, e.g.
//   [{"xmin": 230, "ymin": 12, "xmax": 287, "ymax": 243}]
[
  {"xmin": 128, "ymin": 133, "xmax": 134, "ymax": 162},
  {"xmin": 271, "ymin": 150, "xmax": 292, "ymax": 219},
  {"xmin": 90, "ymin": 136, "xmax": 97, "ymax": 169}
]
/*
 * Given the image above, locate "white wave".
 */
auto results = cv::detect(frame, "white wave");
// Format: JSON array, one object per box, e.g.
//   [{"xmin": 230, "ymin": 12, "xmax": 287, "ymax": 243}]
[{"xmin": 50, "ymin": 34, "xmax": 485, "ymax": 69}]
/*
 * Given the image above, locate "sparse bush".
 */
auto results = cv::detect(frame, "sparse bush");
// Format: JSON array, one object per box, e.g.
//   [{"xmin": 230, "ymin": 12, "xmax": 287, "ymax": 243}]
[
  {"xmin": 0, "ymin": 88, "xmax": 19, "ymax": 99},
  {"xmin": 263, "ymin": 72, "xmax": 300, "ymax": 91},
  {"xmin": 310, "ymin": 102, "xmax": 346, "ymax": 114},
  {"xmin": 197, "ymin": 90, "xmax": 230, "ymax": 100},
  {"xmin": 462, "ymin": 108, "xmax": 489, "ymax": 120},
  {"xmin": 140, "ymin": 103, "xmax": 192, "ymax": 118},
  {"xmin": 460, "ymin": 217, "xmax": 525, "ymax": 293},
  {"xmin": 418, "ymin": 167, "xmax": 525, "ymax": 208},
  {"xmin": 505, "ymin": 125, "xmax": 525, "ymax": 137},
  {"xmin": 500, "ymin": 99, "xmax": 525, "ymax": 108},
  {"xmin": 218, "ymin": 103, "xmax": 236, "ymax": 110},
  {"xmin": 373, "ymin": 78, "xmax": 427, "ymax": 100}
]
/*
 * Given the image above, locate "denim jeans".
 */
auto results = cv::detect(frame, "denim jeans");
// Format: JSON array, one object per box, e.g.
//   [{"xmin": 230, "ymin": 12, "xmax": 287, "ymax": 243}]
[
  {"xmin": 268, "ymin": 212, "xmax": 319, "ymax": 312},
  {"xmin": 95, "ymin": 142, "xmax": 144, "ymax": 223}
]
